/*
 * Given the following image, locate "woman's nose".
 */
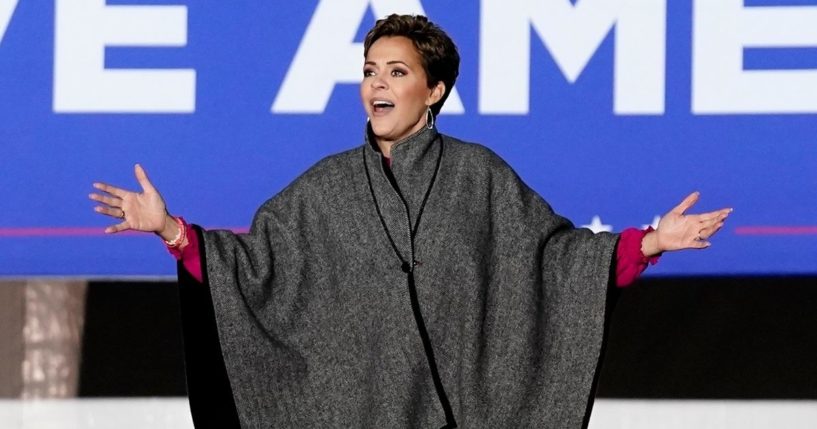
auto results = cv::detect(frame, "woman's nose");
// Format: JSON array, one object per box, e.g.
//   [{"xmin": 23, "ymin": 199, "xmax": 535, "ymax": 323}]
[{"xmin": 371, "ymin": 76, "xmax": 387, "ymax": 89}]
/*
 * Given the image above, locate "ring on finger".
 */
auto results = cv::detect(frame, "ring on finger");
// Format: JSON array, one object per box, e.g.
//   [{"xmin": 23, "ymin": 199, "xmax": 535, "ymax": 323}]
[{"xmin": 120, "ymin": 209, "xmax": 126, "ymax": 219}]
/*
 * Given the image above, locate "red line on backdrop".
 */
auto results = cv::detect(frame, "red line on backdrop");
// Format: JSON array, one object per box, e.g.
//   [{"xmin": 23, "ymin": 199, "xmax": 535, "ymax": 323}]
[
  {"xmin": 0, "ymin": 227, "xmax": 249, "ymax": 237},
  {"xmin": 734, "ymin": 226, "xmax": 817, "ymax": 235}
]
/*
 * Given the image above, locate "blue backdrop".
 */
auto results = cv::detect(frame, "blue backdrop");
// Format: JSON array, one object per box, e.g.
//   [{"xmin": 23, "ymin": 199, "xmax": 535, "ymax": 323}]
[{"xmin": 1, "ymin": 0, "xmax": 815, "ymax": 277}]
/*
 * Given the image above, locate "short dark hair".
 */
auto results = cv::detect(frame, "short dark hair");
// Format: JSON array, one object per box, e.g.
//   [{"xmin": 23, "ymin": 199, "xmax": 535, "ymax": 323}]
[{"xmin": 364, "ymin": 14, "xmax": 460, "ymax": 117}]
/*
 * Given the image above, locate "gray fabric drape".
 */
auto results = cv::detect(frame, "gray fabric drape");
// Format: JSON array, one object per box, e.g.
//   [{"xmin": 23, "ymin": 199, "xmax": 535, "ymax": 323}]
[{"xmin": 194, "ymin": 127, "xmax": 618, "ymax": 428}]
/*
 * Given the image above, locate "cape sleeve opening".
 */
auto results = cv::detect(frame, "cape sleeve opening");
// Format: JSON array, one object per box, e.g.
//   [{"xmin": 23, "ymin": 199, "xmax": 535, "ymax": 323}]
[{"xmin": 176, "ymin": 224, "xmax": 241, "ymax": 428}]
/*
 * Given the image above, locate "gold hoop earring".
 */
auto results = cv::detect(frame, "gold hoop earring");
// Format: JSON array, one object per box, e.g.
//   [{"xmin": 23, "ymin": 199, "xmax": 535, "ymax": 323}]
[{"xmin": 426, "ymin": 107, "xmax": 434, "ymax": 130}]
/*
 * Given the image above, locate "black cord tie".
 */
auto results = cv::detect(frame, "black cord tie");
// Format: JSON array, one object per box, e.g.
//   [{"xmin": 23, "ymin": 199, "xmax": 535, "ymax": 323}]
[{"xmin": 363, "ymin": 136, "xmax": 457, "ymax": 428}]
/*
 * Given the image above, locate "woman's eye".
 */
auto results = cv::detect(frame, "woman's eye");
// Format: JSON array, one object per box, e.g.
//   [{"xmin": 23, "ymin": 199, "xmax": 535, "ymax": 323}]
[
  {"xmin": 391, "ymin": 69, "xmax": 406, "ymax": 77},
  {"xmin": 363, "ymin": 70, "xmax": 375, "ymax": 77}
]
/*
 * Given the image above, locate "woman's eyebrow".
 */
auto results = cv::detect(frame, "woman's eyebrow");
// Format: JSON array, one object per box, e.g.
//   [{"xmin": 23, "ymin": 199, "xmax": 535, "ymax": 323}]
[{"xmin": 364, "ymin": 60, "xmax": 411, "ymax": 67}]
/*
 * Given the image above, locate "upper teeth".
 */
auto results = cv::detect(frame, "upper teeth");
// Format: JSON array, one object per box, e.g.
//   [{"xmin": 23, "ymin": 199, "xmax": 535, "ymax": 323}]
[{"xmin": 373, "ymin": 100, "xmax": 394, "ymax": 107}]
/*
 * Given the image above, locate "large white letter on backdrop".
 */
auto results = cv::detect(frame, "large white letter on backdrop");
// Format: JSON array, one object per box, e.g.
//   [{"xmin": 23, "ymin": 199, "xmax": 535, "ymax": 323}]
[
  {"xmin": 0, "ymin": 0, "xmax": 18, "ymax": 44},
  {"xmin": 53, "ymin": 0, "xmax": 195, "ymax": 113},
  {"xmin": 693, "ymin": 0, "xmax": 817, "ymax": 114},
  {"xmin": 272, "ymin": 0, "xmax": 464, "ymax": 114},
  {"xmin": 480, "ymin": 0, "xmax": 666, "ymax": 115}
]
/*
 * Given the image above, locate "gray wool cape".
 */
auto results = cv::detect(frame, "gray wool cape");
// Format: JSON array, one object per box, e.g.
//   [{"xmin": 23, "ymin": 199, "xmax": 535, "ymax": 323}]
[{"xmin": 177, "ymin": 125, "xmax": 619, "ymax": 429}]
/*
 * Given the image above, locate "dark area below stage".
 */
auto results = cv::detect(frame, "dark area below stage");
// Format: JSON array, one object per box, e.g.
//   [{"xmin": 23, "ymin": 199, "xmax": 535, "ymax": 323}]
[{"xmin": 78, "ymin": 276, "xmax": 817, "ymax": 399}]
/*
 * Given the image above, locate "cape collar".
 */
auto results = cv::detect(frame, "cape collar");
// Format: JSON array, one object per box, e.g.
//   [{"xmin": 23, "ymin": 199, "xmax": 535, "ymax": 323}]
[
  {"xmin": 364, "ymin": 123, "xmax": 440, "ymax": 179},
  {"xmin": 362, "ymin": 123, "xmax": 444, "ymax": 265}
]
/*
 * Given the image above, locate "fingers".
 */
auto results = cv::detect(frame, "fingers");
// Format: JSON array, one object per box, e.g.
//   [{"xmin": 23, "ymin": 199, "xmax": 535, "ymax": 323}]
[
  {"xmin": 88, "ymin": 192, "xmax": 122, "ymax": 208},
  {"xmin": 90, "ymin": 190, "xmax": 125, "ymax": 219},
  {"xmin": 105, "ymin": 221, "xmax": 130, "ymax": 234},
  {"xmin": 658, "ymin": 194, "xmax": 732, "ymax": 251},
  {"xmin": 689, "ymin": 207, "xmax": 732, "ymax": 247},
  {"xmin": 671, "ymin": 191, "xmax": 700, "ymax": 215},
  {"xmin": 698, "ymin": 220, "xmax": 726, "ymax": 241},
  {"xmin": 692, "ymin": 207, "xmax": 732, "ymax": 234},
  {"xmin": 134, "ymin": 164, "xmax": 157, "ymax": 194},
  {"xmin": 92, "ymin": 182, "xmax": 128, "ymax": 199},
  {"xmin": 94, "ymin": 205, "xmax": 126, "ymax": 220},
  {"xmin": 692, "ymin": 210, "xmax": 731, "ymax": 228},
  {"xmin": 696, "ymin": 208, "xmax": 733, "ymax": 222},
  {"xmin": 92, "ymin": 172, "xmax": 144, "ymax": 234},
  {"xmin": 690, "ymin": 239, "xmax": 712, "ymax": 249}
]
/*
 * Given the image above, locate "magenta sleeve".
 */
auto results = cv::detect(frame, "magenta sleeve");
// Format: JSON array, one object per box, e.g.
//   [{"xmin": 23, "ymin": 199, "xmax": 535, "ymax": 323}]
[
  {"xmin": 615, "ymin": 227, "xmax": 660, "ymax": 287},
  {"xmin": 166, "ymin": 220, "xmax": 203, "ymax": 283}
]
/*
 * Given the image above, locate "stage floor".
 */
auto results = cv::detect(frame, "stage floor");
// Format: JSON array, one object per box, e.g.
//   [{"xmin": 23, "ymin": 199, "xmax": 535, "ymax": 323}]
[{"xmin": 0, "ymin": 398, "xmax": 815, "ymax": 428}]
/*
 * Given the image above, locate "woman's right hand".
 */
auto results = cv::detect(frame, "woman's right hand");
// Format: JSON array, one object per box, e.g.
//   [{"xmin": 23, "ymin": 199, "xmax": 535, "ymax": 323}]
[{"xmin": 89, "ymin": 164, "xmax": 178, "ymax": 240}]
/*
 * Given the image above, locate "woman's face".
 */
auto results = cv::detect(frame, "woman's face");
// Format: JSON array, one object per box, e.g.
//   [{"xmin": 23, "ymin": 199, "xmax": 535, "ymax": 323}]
[{"xmin": 361, "ymin": 36, "xmax": 444, "ymax": 147}]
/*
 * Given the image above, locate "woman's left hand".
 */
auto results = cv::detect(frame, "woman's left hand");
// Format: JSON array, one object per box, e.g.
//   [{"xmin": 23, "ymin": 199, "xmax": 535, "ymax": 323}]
[{"xmin": 641, "ymin": 192, "xmax": 732, "ymax": 257}]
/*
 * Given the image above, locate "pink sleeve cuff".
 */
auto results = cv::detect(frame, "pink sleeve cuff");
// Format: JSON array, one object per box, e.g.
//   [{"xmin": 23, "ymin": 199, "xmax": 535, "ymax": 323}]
[
  {"xmin": 166, "ymin": 218, "xmax": 203, "ymax": 283},
  {"xmin": 615, "ymin": 226, "xmax": 660, "ymax": 288}
]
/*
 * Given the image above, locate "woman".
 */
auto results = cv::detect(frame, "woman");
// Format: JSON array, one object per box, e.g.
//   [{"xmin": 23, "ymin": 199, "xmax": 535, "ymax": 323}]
[{"xmin": 90, "ymin": 14, "xmax": 730, "ymax": 429}]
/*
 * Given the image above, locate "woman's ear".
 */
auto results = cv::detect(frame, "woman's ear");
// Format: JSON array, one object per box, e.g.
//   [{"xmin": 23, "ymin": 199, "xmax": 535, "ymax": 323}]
[{"xmin": 426, "ymin": 81, "xmax": 446, "ymax": 106}]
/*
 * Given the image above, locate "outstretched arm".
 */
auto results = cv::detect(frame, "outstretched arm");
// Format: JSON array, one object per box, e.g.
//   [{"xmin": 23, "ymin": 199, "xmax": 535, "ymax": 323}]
[{"xmin": 615, "ymin": 192, "xmax": 731, "ymax": 287}]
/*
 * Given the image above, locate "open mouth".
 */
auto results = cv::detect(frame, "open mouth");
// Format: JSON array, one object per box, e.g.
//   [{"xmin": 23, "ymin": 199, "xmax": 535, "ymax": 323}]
[{"xmin": 372, "ymin": 100, "xmax": 395, "ymax": 115}]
